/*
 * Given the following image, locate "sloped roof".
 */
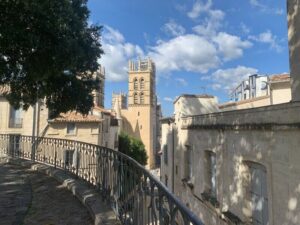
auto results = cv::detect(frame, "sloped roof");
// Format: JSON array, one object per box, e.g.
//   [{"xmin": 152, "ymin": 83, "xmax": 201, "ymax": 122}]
[
  {"xmin": 269, "ymin": 74, "xmax": 290, "ymax": 82},
  {"xmin": 50, "ymin": 111, "xmax": 103, "ymax": 123},
  {"xmin": 93, "ymin": 106, "xmax": 113, "ymax": 115}
]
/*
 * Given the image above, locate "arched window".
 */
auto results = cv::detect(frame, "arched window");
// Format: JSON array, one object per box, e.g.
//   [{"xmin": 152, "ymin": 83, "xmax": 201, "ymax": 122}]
[
  {"xmin": 140, "ymin": 92, "xmax": 144, "ymax": 104},
  {"xmin": 134, "ymin": 92, "xmax": 138, "ymax": 104},
  {"xmin": 133, "ymin": 78, "xmax": 138, "ymax": 90},
  {"xmin": 140, "ymin": 78, "xmax": 145, "ymax": 89}
]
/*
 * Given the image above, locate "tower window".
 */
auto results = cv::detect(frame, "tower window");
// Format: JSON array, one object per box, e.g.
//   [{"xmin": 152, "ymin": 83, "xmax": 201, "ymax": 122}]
[
  {"xmin": 134, "ymin": 92, "xmax": 138, "ymax": 104},
  {"xmin": 134, "ymin": 78, "xmax": 138, "ymax": 90},
  {"xmin": 140, "ymin": 92, "xmax": 144, "ymax": 104},
  {"xmin": 140, "ymin": 78, "xmax": 145, "ymax": 89}
]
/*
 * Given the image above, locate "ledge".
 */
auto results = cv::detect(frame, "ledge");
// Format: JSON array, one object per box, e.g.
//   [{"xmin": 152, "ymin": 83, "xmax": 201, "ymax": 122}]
[{"xmin": 6, "ymin": 158, "xmax": 120, "ymax": 225}]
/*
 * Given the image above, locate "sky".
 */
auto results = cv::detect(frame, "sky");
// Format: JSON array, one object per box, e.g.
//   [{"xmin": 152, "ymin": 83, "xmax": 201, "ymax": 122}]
[{"xmin": 87, "ymin": 0, "xmax": 289, "ymax": 116}]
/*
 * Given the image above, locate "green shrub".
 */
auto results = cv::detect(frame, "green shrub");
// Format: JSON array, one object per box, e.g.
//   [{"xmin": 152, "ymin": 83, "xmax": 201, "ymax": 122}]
[{"xmin": 118, "ymin": 132, "xmax": 147, "ymax": 166}]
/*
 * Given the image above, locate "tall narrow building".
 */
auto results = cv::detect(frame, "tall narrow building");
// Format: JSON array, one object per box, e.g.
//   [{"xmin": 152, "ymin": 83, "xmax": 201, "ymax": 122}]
[{"xmin": 112, "ymin": 58, "xmax": 160, "ymax": 168}]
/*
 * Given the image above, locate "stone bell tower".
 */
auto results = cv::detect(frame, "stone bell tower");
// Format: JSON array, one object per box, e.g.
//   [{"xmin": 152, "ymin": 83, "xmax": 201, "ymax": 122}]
[{"xmin": 126, "ymin": 58, "xmax": 158, "ymax": 168}]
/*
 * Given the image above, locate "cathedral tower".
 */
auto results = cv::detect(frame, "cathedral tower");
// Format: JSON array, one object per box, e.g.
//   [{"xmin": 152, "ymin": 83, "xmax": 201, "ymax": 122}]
[{"xmin": 124, "ymin": 58, "xmax": 158, "ymax": 168}]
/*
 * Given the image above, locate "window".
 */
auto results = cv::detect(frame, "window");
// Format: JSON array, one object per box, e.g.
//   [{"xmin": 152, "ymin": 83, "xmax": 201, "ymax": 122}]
[
  {"xmin": 206, "ymin": 151, "xmax": 217, "ymax": 198},
  {"xmin": 185, "ymin": 146, "xmax": 192, "ymax": 179},
  {"xmin": 134, "ymin": 92, "xmax": 138, "ymax": 104},
  {"xmin": 140, "ymin": 78, "xmax": 145, "ymax": 89},
  {"xmin": 163, "ymin": 144, "xmax": 168, "ymax": 165},
  {"xmin": 9, "ymin": 106, "xmax": 23, "ymax": 128},
  {"xmin": 67, "ymin": 123, "xmax": 76, "ymax": 135},
  {"xmin": 245, "ymin": 162, "xmax": 268, "ymax": 225},
  {"xmin": 133, "ymin": 78, "xmax": 138, "ymax": 90},
  {"xmin": 140, "ymin": 92, "xmax": 144, "ymax": 104}
]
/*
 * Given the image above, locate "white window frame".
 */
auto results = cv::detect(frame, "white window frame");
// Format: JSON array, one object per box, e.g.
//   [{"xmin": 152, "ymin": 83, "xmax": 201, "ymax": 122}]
[{"xmin": 66, "ymin": 123, "xmax": 76, "ymax": 135}]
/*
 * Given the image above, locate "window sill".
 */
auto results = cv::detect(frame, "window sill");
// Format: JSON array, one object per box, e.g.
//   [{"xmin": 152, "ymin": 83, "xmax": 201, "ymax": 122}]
[
  {"xmin": 181, "ymin": 178, "xmax": 194, "ymax": 189},
  {"xmin": 65, "ymin": 134, "xmax": 76, "ymax": 137},
  {"xmin": 201, "ymin": 192, "xmax": 220, "ymax": 208}
]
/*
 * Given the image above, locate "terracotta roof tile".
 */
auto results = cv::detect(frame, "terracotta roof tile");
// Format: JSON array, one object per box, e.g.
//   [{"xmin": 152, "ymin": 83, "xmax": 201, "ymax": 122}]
[
  {"xmin": 0, "ymin": 85, "xmax": 10, "ymax": 95},
  {"xmin": 50, "ymin": 111, "xmax": 103, "ymax": 123},
  {"xmin": 269, "ymin": 74, "xmax": 290, "ymax": 82},
  {"xmin": 93, "ymin": 106, "xmax": 113, "ymax": 115}
]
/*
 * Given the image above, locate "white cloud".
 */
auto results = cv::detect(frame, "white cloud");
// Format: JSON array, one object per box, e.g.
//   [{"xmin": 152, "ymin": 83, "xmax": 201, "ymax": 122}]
[
  {"xmin": 192, "ymin": 9, "xmax": 225, "ymax": 37},
  {"xmin": 249, "ymin": 0, "xmax": 284, "ymax": 15},
  {"xmin": 164, "ymin": 97, "xmax": 174, "ymax": 102},
  {"xmin": 249, "ymin": 30, "xmax": 283, "ymax": 52},
  {"xmin": 240, "ymin": 23, "xmax": 250, "ymax": 34},
  {"xmin": 210, "ymin": 66, "xmax": 258, "ymax": 91},
  {"xmin": 149, "ymin": 34, "xmax": 219, "ymax": 74},
  {"xmin": 249, "ymin": 0, "xmax": 265, "ymax": 8},
  {"xmin": 100, "ymin": 26, "xmax": 144, "ymax": 81},
  {"xmin": 188, "ymin": 0, "xmax": 212, "ymax": 19},
  {"xmin": 162, "ymin": 20, "xmax": 185, "ymax": 37},
  {"xmin": 175, "ymin": 78, "xmax": 188, "ymax": 86},
  {"xmin": 213, "ymin": 32, "xmax": 252, "ymax": 61}
]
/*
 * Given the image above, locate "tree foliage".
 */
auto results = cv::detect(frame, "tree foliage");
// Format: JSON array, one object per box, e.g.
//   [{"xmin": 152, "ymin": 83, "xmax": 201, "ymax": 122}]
[
  {"xmin": 118, "ymin": 132, "xmax": 148, "ymax": 166},
  {"xmin": 0, "ymin": 0, "xmax": 103, "ymax": 116}
]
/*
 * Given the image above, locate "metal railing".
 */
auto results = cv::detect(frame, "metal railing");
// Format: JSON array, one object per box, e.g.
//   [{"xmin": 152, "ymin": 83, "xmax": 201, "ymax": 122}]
[{"xmin": 0, "ymin": 134, "xmax": 204, "ymax": 225}]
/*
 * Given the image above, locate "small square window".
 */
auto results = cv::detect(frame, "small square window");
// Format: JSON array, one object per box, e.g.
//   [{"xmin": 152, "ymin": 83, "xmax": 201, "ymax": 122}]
[{"xmin": 67, "ymin": 123, "xmax": 76, "ymax": 135}]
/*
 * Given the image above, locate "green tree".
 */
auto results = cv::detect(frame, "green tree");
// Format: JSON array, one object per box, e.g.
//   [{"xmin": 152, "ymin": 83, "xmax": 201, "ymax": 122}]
[
  {"xmin": 0, "ymin": 0, "xmax": 103, "ymax": 116},
  {"xmin": 118, "ymin": 132, "xmax": 148, "ymax": 166}
]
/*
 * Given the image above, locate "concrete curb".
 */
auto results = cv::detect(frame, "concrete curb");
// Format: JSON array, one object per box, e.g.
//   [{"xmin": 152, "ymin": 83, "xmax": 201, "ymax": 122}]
[{"xmin": 6, "ymin": 158, "xmax": 120, "ymax": 225}]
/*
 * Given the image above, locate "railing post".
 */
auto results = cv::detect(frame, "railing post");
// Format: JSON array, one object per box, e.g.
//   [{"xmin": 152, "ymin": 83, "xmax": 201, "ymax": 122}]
[{"xmin": 54, "ymin": 150, "xmax": 57, "ymax": 168}]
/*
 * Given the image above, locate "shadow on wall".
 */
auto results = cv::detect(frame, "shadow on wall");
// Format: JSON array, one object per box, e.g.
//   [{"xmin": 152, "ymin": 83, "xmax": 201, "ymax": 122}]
[
  {"xmin": 121, "ymin": 116, "xmax": 141, "ymax": 141},
  {"xmin": 178, "ymin": 114, "xmax": 300, "ymax": 225}
]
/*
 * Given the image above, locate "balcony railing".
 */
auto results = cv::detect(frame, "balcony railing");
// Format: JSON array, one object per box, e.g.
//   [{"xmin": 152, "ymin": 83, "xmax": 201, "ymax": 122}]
[
  {"xmin": 0, "ymin": 134, "xmax": 204, "ymax": 225},
  {"xmin": 8, "ymin": 118, "xmax": 23, "ymax": 128}
]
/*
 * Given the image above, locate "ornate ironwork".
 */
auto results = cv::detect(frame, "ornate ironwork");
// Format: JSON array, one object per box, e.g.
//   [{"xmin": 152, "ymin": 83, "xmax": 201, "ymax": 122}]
[{"xmin": 0, "ymin": 134, "xmax": 204, "ymax": 225}]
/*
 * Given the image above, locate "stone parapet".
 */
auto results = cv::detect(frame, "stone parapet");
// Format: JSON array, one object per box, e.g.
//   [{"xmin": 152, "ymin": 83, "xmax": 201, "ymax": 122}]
[{"xmin": 182, "ymin": 102, "xmax": 300, "ymax": 130}]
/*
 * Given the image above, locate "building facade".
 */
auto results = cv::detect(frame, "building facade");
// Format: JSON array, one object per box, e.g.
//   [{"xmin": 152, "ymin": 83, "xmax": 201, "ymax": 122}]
[
  {"xmin": 160, "ymin": 2, "xmax": 300, "ymax": 224},
  {"xmin": 221, "ymin": 74, "xmax": 292, "ymax": 111},
  {"xmin": 112, "ymin": 58, "xmax": 161, "ymax": 168},
  {"xmin": 0, "ymin": 67, "xmax": 118, "ymax": 150}
]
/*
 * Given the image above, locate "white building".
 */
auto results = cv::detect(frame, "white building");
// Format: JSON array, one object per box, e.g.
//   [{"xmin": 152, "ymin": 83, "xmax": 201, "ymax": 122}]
[{"xmin": 230, "ymin": 74, "xmax": 269, "ymax": 102}]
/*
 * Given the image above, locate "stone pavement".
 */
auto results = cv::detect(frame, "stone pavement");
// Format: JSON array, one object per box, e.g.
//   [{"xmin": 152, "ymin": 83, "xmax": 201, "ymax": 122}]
[{"xmin": 0, "ymin": 159, "xmax": 93, "ymax": 225}]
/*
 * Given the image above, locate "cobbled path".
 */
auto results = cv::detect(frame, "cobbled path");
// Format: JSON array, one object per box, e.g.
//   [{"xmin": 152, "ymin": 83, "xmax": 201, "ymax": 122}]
[{"xmin": 0, "ymin": 160, "xmax": 93, "ymax": 225}]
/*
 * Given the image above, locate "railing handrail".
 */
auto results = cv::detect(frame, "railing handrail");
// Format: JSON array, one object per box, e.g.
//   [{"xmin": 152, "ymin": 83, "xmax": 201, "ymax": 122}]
[{"xmin": 0, "ymin": 134, "xmax": 204, "ymax": 225}]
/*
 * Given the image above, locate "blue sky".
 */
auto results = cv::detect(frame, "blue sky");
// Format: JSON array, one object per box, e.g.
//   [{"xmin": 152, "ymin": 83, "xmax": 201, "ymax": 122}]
[{"xmin": 88, "ymin": 0, "xmax": 289, "ymax": 116}]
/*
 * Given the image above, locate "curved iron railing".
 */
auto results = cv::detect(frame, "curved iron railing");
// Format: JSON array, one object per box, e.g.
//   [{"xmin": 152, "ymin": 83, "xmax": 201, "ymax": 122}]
[{"xmin": 0, "ymin": 134, "xmax": 204, "ymax": 225}]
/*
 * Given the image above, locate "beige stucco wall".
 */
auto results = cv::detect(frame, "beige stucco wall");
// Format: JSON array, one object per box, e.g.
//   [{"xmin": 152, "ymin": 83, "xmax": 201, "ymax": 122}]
[
  {"xmin": 220, "ymin": 96, "xmax": 271, "ymax": 112},
  {"xmin": 0, "ymin": 97, "xmax": 35, "ymax": 136},
  {"xmin": 174, "ymin": 96, "xmax": 220, "ymax": 120},
  {"xmin": 46, "ymin": 122, "xmax": 101, "ymax": 145},
  {"xmin": 161, "ymin": 102, "xmax": 300, "ymax": 225},
  {"xmin": 271, "ymin": 82, "xmax": 292, "ymax": 105}
]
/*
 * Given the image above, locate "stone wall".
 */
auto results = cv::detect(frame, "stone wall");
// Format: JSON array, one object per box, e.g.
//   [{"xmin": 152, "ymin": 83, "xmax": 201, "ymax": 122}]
[{"xmin": 161, "ymin": 102, "xmax": 300, "ymax": 225}]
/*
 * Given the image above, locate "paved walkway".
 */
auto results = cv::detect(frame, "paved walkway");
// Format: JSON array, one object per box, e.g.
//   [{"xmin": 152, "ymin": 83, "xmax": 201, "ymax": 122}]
[{"xmin": 0, "ymin": 160, "xmax": 93, "ymax": 225}]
